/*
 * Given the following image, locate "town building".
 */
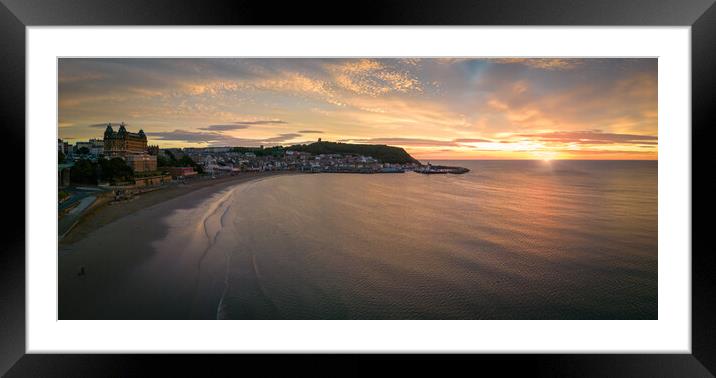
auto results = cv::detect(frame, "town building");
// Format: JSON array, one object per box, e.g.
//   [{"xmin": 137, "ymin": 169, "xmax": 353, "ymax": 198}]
[
  {"xmin": 58, "ymin": 163, "xmax": 73, "ymax": 187},
  {"xmin": 125, "ymin": 153, "xmax": 158, "ymax": 173},
  {"xmin": 134, "ymin": 174, "xmax": 172, "ymax": 188},
  {"xmin": 162, "ymin": 148, "xmax": 185, "ymax": 159},
  {"xmin": 102, "ymin": 122, "xmax": 157, "ymax": 172},
  {"xmin": 57, "ymin": 139, "xmax": 70, "ymax": 155},
  {"xmin": 147, "ymin": 145, "xmax": 160, "ymax": 156},
  {"xmin": 166, "ymin": 166, "xmax": 198, "ymax": 178},
  {"xmin": 75, "ymin": 138, "xmax": 104, "ymax": 157},
  {"xmin": 103, "ymin": 122, "xmax": 148, "ymax": 156}
]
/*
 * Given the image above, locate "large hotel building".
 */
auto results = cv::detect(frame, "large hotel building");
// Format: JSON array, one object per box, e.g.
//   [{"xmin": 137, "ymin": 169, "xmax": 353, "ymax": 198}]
[{"xmin": 103, "ymin": 122, "xmax": 157, "ymax": 172}]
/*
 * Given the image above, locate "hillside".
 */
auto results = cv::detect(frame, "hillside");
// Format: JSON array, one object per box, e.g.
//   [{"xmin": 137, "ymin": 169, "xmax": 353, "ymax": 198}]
[{"xmin": 287, "ymin": 141, "xmax": 420, "ymax": 164}]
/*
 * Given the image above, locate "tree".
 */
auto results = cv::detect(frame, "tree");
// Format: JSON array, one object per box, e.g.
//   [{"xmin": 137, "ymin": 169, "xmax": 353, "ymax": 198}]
[
  {"xmin": 178, "ymin": 155, "xmax": 194, "ymax": 166},
  {"xmin": 70, "ymin": 159, "xmax": 98, "ymax": 184},
  {"xmin": 99, "ymin": 157, "xmax": 134, "ymax": 183},
  {"xmin": 163, "ymin": 149, "xmax": 179, "ymax": 164},
  {"xmin": 58, "ymin": 151, "xmax": 65, "ymax": 164},
  {"xmin": 287, "ymin": 141, "xmax": 419, "ymax": 164},
  {"xmin": 231, "ymin": 146, "xmax": 285, "ymax": 157},
  {"xmin": 156, "ymin": 150, "xmax": 204, "ymax": 174},
  {"xmin": 157, "ymin": 154, "xmax": 170, "ymax": 167},
  {"xmin": 178, "ymin": 155, "xmax": 204, "ymax": 174},
  {"xmin": 78, "ymin": 146, "xmax": 90, "ymax": 155}
]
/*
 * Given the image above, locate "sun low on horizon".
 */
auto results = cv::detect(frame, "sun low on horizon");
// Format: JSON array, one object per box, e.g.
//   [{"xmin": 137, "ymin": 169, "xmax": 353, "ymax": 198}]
[{"xmin": 58, "ymin": 58, "xmax": 657, "ymax": 160}]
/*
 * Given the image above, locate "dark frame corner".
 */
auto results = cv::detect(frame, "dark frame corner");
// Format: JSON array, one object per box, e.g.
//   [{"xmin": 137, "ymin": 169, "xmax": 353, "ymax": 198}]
[{"xmin": 1, "ymin": 0, "xmax": 714, "ymax": 375}]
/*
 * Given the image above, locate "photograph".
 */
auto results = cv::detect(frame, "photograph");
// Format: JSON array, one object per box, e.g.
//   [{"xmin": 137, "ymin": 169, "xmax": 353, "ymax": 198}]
[
  {"xmin": 2, "ymin": 0, "xmax": 710, "ymax": 372},
  {"xmin": 57, "ymin": 57, "xmax": 658, "ymax": 320}
]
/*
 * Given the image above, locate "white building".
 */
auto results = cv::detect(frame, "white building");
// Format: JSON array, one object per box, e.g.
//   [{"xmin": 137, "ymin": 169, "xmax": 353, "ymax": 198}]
[
  {"xmin": 57, "ymin": 139, "xmax": 69, "ymax": 154},
  {"xmin": 74, "ymin": 138, "xmax": 104, "ymax": 156}
]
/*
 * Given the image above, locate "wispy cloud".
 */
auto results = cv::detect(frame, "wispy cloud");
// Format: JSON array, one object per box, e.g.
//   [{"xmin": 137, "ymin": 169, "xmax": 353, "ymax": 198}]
[
  {"xmin": 491, "ymin": 58, "xmax": 584, "ymax": 71},
  {"xmin": 342, "ymin": 137, "xmax": 495, "ymax": 148},
  {"xmin": 147, "ymin": 130, "xmax": 218, "ymax": 143},
  {"xmin": 147, "ymin": 129, "xmax": 304, "ymax": 147},
  {"xmin": 88, "ymin": 122, "xmax": 125, "ymax": 128},
  {"xmin": 234, "ymin": 120, "xmax": 287, "ymax": 126},
  {"xmin": 515, "ymin": 130, "xmax": 658, "ymax": 145},
  {"xmin": 328, "ymin": 59, "xmax": 422, "ymax": 97},
  {"xmin": 59, "ymin": 58, "xmax": 657, "ymax": 159},
  {"xmin": 346, "ymin": 137, "xmax": 459, "ymax": 147},
  {"xmin": 263, "ymin": 133, "xmax": 303, "ymax": 142},
  {"xmin": 453, "ymin": 138, "xmax": 493, "ymax": 143},
  {"xmin": 199, "ymin": 124, "xmax": 251, "ymax": 131},
  {"xmin": 198, "ymin": 120, "xmax": 286, "ymax": 131}
]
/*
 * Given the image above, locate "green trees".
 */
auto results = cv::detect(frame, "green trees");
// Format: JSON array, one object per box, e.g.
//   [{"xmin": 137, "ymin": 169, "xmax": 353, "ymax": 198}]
[
  {"xmin": 288, "ymin": 141, "xmax": 419, "ymax": 164},
  {"xmin": 158, "ymin": 150, "xmax": 179, "ymax": 167},
  {"xmin": 230, "ymin": 142, "xmax": 419, "ymax": 163},
  {"xmin": 178, "ymin": 155, "xmax": 204, "ymax": 173},
  {"xmin": 231, "ymin": 146, "xmax": 284, "ymax": 157},
  {"xmin": 100, "ymin": 157, "xmax": 134, "ymax": 183},
  {"xmin": 157, "ymin": 154, "xmax": 170, "ymax": 167},
  {"xmin": 70, "ymin": 159, "xmax": 99, "ymax": 184},
  {"xmin": 58, "ymin": 151, "xmax": 66, "ymax": 164},
  {"xmin": 69, "ymin": 157, "xmax": 134, "ymax": 185},
  {"xmin": 178, "ymin": 155, "xmax": 195, "ymax": 167},
  {"xmin": 159, "ymin": 150, "xmax": 204, "ymax": 174}
]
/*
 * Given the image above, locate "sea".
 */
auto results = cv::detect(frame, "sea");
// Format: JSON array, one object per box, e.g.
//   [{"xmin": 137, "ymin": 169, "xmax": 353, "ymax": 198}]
[{"xmin": 206, "ymin": 160, "xmax": 657, "ymax": 319}]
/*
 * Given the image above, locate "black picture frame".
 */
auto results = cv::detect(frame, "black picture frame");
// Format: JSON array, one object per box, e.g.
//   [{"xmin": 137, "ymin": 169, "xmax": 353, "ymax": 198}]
[{"xmin": 1, "ymin": 0, "xmax": 714, "ymax": 375}]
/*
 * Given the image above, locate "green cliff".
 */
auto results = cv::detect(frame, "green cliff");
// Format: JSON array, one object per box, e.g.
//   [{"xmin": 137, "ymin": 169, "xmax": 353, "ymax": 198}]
[{"xmin": 287, "ymin": 141, "xmax": 419, "ymax": 164}]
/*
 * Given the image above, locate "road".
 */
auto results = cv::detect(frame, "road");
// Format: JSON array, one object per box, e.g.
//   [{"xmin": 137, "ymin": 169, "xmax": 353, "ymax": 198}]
[{"xmin": 58, "ymin": 187, "xmax": 105, "ymax": 239}]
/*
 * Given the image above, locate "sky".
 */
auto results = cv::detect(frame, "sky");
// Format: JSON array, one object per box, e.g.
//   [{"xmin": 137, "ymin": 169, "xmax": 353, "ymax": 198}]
[{"xmin": 58, "ymin": 58, "xmax": 657, "ymax": 160}]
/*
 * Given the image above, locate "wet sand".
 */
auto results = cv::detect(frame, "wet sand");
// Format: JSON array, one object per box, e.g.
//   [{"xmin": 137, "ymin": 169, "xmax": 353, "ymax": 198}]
[
  {"xmin": 58, "ymin": 171, "xmax": 293, "ymax": 319},
  {"xmin": 61, "ymin": 172, "xmax": 288, "ymax": 245}
]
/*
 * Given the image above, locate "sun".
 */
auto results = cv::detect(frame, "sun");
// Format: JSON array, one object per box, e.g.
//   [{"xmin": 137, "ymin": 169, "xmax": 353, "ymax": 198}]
[{"xmin": 532, "ymin": 151, "xmax": 559, "ymax": 162}]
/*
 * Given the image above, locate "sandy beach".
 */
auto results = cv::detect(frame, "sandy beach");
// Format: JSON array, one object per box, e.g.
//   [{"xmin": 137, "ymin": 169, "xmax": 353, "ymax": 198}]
[
  {"xmin": 58, "ymin": 171, "xmax": 293, "ymax": 319},
  {"xmin": 61, "ymin": 172, "xmax": 290, "ymax": 245}
]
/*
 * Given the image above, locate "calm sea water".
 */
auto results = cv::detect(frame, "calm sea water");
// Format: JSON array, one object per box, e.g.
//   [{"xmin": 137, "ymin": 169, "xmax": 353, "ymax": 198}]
[{"xmin": 214, "ymin": 160, "xmax": 657, "ymax": 319}]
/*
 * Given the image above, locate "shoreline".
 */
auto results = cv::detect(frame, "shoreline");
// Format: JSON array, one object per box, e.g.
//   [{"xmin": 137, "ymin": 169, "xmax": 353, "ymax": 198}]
[
  {"xmin": 57, "ymin": 162, "xmax": 657, "ymax": 320},
  {"xmin": 60, "ymin": 171, "xmax": 293, "ymax": 245},
  {"xmin": 59, "ymin": 171, "xmax": 293, "ymax": 319}
]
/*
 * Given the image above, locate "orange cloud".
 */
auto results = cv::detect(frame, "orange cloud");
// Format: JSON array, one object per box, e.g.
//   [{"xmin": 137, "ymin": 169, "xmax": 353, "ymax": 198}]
[{"xmin": 491, "ymin": 58, "xmax": 584, "ymax": 70}]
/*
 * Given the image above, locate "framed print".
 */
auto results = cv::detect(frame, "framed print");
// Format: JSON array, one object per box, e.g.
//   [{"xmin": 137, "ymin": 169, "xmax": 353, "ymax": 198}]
[{"xmin": 1, "ymin": 0, "xmax": 715, "ymax": 375}]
